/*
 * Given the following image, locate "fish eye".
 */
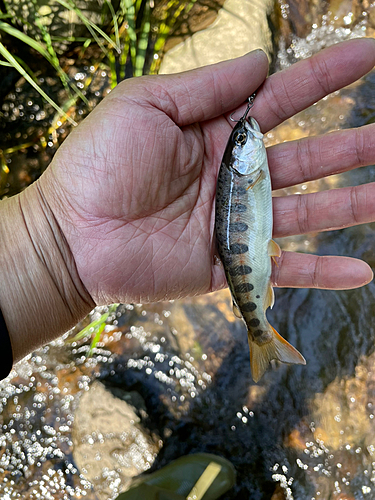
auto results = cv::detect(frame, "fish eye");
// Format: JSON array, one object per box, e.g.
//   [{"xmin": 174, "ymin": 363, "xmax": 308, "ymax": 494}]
[{"xmin": 234, "ymin": 130, "xmax": 247, "ymax": 146}]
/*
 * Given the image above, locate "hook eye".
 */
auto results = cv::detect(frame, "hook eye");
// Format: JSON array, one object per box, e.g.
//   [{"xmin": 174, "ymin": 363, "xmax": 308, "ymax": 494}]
[{"xmin": 229, "ymin": 93, "xmax": 257, "ymax": 123}]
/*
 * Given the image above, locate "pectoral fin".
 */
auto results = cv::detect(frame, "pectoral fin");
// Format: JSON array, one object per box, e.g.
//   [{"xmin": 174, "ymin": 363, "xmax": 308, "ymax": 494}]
[{"xmin": 246, "ymin": 169, "xmax": 265, "ymax": 190}]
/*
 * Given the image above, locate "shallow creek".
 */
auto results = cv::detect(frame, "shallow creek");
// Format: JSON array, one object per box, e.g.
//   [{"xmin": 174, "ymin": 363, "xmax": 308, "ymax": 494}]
[{"xmin": 1, "ymin": 1, "xmax": 375, "ymax": 499}]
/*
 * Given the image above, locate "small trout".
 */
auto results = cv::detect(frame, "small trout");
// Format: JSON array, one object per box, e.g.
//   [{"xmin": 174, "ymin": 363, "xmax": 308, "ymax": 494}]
[{"xmin": 215, "ymin": 105, "xmax": 306, "ymax": 382}]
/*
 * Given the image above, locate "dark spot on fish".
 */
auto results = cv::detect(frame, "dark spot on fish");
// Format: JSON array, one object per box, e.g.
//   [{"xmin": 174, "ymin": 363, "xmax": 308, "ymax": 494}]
[
  {"xmin": 230, "ymin": 243, "xmax": 248, "ymax": 254},
  {"xmin": 234, "ymin": 283, "xmax": 254, "ymax": 293},
  {"xmin": 248, "ymin": 318, "xmax": 260, "ymax": 327},
  {"xmin": 222, "ymin": 254, "xmax": 233, "ymax": 266},
  {"xmin": 235, "ymin": 186, "xmax": 247, "ymax": 196},
  {"xmin": 229, "ymin": 222, "xmax": 248, "ymax": 233},
  {"xmin": 242, "ymin": 302, "xmax": 257, "ymax": 312},
  {"xmin": 247, "ymin": 179, "xmax": 253, "ymax": 185},
  {"xmin": 229, "ymin": 265, "xmax": 252, "ymax": 276},
  {"xmin": 216, "ymin": 234, "xmax": 228, "ymax": 249},
  {"xmin": 232, "ymin": 204, "xmax": 247, "ymax": 213},
  {"xmin": 256, "ymin": 295, "xmax": 260, "ymax": 299},
  {"xmin": 253, "ymin": 329, "xmax": 263, "ymax": 338}
]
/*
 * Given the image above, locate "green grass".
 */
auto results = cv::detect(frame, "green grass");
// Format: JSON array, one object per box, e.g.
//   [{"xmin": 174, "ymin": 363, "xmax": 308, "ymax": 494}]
[
  {"xmin": 150, "ymin": 0, "xmax": 197, "ymax": 74},
  {"xmin": 70, "ymin": 304, "xmax": 119, "ymax": 354},
  {"xmin": 0, "ymin": 40, "xmax": 78, "ymax": 125},
  {"xmin": 0, "ymin": 0, "xmax": 200, "ymax": 113}
]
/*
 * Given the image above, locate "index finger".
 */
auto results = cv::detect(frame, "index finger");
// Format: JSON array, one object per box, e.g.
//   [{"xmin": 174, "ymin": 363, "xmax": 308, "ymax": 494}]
[
  {"xmin": 252, "ymin": 38, "xmax": 375, "ymax": 132},
  {"xmin": 121, "ymin": 49, "xmax": 269, "ymax": 126}
]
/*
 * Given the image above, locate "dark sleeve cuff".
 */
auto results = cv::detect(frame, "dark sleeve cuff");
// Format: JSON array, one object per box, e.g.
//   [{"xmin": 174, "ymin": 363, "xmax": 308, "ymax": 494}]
[{"xmin": 0, "ymin": 307, "xmax": 13, "ymax": 381}]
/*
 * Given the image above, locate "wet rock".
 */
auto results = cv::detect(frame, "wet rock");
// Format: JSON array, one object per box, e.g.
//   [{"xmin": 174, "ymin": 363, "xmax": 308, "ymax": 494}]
[
  {"xmin": 72, "ymin": 381, "xmax": 162, "ymax": 500},
  {"xmin": 271, "ymin": 484, "xmax": 287, "ymax": 500},
  {"xmin": 160, "ymin": 0, "xmax": 274, "ymax": 74},
  {"xmin": 280, "ymin": 352, "xmax": 375, "ymax": 498},
  {"xmin": 160, "ymin": 0, "xmax": 226, "ymax": 53}
]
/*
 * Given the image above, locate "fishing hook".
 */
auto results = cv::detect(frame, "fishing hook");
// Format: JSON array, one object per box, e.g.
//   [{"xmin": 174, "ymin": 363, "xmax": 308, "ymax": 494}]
[{"xmin": 229, "ymin": 92, "xmax": 256, "ymax": 123}]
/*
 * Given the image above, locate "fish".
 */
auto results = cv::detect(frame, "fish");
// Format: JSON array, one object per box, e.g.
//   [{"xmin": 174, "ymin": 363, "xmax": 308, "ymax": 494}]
[{"xmin": 215, "ymin": 111, "xmax": 306, "ymax": 383}]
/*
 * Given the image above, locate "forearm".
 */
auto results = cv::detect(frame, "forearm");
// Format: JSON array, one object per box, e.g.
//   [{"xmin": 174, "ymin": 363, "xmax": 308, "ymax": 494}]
[{"xmin": 0, "ymin": 180, "xmax": 95, "ymax": 363}]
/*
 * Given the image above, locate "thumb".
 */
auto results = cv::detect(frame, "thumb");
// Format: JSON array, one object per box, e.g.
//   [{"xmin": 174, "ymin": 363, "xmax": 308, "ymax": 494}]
[{"xmin": 121, "ymin": 49, "xmax": 269, "ymax": 127}]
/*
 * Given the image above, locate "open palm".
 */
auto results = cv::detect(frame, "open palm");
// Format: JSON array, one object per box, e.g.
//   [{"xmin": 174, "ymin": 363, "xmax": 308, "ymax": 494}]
[{"xmin": 40, "ymin": 39, "xmax": 375, "ymax": 306}]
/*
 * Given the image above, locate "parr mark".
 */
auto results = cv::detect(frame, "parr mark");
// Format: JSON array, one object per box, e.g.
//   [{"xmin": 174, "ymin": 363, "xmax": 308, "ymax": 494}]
[
  {"xmin": 230, "ymin": 243, "xmax": 249, "ymax": 254},
  {"xmin": 229, "ymin": 265, "xmax": 252, "ymax": 276},
  {"xmin": 229, "ymin": 222, "xmax": 248, "ymax": 233},
  {"xmin": 242, "ymin": 302, "xmax": 257, "ymax": 312},
  {"xmin": 234, "ymin": 283, "xmax": 254, "ymax": 293}
]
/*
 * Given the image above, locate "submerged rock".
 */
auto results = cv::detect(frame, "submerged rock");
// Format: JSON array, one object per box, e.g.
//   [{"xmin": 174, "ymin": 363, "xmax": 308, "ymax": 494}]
[{"xmin": 72, "ymin": 381, "xmax": 161, "ymax": 500}]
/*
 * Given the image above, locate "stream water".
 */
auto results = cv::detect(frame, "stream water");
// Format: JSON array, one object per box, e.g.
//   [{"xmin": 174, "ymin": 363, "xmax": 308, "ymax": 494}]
[{"xmin": 1, "ymin": 1, "xmax": 375, "ymax": 499}]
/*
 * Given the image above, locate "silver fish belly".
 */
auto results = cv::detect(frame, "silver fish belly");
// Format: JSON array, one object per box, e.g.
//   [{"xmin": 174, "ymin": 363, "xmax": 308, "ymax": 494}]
[{"xmin": 215, "ymin": 116, "xmax": 305, "ymax": 382}]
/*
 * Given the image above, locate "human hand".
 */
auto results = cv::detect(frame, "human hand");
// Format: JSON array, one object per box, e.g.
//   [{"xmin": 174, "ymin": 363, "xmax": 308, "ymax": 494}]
[
  {"xmin": 37, "ymin": 38, "xmax": 375, "ymax": 307},
  {"xmin": 2, "ymin": 38, "xmax": 375, "ymax": 362}
]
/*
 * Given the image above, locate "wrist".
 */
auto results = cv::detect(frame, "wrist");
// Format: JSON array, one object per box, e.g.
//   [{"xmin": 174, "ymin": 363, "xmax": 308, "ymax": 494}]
[{"xmin": 0, "ymin": 180, "xmax": 95, "ymax": 362}]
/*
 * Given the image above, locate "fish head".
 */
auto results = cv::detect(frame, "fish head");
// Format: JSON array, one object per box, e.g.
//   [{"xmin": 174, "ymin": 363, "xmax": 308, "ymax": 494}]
[{"xmin": 229, "ymin": 117, "xmax": 266, "ymax": 176}]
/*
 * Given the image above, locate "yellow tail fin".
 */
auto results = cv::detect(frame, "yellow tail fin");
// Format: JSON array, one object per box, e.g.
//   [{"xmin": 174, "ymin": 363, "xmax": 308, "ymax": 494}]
[{"xmin": 249, "ymin": 324, "xmax": 306, "ymax": 383}]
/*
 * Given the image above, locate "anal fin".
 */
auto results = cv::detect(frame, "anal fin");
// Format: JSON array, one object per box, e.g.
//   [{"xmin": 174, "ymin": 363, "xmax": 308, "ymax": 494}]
[
  {"xmin": 268, "ymin": 240, "xmax": 281, "ymax": 267},
  {"xmin": 265, "ymin": 283, "xmax": 275, "ymax": 310}
]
